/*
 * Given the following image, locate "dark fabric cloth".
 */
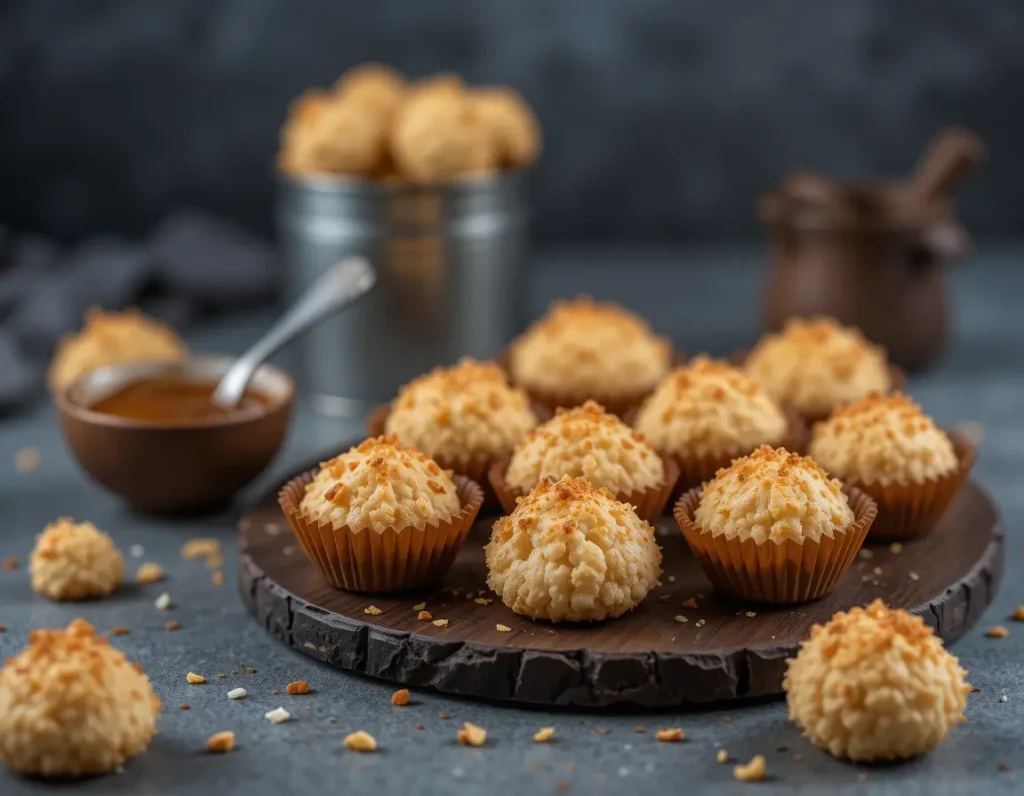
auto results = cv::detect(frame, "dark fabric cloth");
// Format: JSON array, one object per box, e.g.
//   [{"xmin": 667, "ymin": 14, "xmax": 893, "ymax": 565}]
[{"xmin": 0, "ymin": 211, "xmax": 278, "ymax": 412}]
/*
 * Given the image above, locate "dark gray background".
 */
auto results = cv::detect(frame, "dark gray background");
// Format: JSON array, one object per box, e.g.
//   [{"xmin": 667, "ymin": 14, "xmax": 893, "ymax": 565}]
[{"xmin": 1, "ymin": 0, "xmax": 1020, "ymax": 243}]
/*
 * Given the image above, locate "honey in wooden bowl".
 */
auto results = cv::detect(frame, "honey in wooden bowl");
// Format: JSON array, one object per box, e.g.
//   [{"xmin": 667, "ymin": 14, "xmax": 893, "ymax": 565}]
[{"xmin": 90, "ymin": 377, "xmax": 273, "ymax": 425}]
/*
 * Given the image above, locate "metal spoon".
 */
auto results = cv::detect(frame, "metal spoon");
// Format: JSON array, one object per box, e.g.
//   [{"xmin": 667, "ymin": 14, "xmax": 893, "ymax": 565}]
[{"xmin": 212, "ymin": 257, "xmax": 376, "ymax": 408}]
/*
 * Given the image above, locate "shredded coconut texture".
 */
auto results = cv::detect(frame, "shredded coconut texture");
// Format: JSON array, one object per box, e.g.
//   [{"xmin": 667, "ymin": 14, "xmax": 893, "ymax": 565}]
[
  {"xmin": 784, "ymin": 600, "xmax": 970, "ymax": 761},
  {"xmin": 30, "ymin": 518, "xmax": 124, "ymax": 601},
  {"xmin": 745, "ymin": 317, "xmax": 890, "ymax": 418},
  {"xmin": 0, "ymin": 619, "xmax": 160, "ymax": 777},
  {"xmin": 48, "ymin": 308, "xmax": 186, "ymax": 393},
  {"xmin": 506, "ymin": 401, "xmax": 664, "ymax": 494},
  {"xmin": 509, "ymin": 296, "xmax": 672, "ymax": 398},
  {"xmin": 301, "ymin": 436, "xmax": 460, "ymax": 534},
  {"xmin": 635, "ymin": 356, "xmax": 787, "ymax": 457},
  {"xmin": 809, "ymin": 392, "xmax": 958, "ymax": 486},
  {"xmin": 485, "ymin": 475, "xmax": 662, "ymax": 622},
  {"xmin": 385, "ymin": 358, "xmax": 537, "ymax": 460},
  {"xmin": 694, "ymin": 446, "xmax": 854, "ymax": 544}
]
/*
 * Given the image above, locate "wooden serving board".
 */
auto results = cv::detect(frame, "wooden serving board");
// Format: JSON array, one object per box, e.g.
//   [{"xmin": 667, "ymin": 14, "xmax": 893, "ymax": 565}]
[{"xmin": 238, "ymin": 459, "xmax": 1003, "ymax": 709}]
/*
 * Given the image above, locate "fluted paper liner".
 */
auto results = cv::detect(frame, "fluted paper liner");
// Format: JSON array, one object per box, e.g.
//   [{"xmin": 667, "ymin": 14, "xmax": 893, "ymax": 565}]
[
  {"xmin": 841, "ymin": 436, "xmax": 975, "ymax": 541},
  {"xmin": 487, "ymin": 454, "xmax": 680, "ymax": 523},
  {"xmin": 674, "ymin": 486, "xmax": 877, "ymax": 604},
  {"xmin": 278, "ymin": 471, "xmax": 484, "ymax": 593}
]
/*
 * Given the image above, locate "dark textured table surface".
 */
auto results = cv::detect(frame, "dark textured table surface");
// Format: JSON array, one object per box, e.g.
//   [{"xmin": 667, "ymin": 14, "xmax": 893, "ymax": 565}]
[{"xmin": 1, "ymin": 247, "xmax": 1021, "ymax": 795}]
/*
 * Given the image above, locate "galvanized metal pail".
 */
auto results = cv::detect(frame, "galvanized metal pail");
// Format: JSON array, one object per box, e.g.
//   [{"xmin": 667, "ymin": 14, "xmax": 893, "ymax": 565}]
[{"xmin": 277, "ymin": 171, "xmax": 529, "ymax": 416}]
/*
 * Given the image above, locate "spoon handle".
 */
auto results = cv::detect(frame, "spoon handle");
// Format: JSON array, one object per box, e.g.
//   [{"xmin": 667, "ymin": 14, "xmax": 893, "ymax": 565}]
[{"xmin": 213, "ymin": 257, "xmax": 376, "ymax": 407}]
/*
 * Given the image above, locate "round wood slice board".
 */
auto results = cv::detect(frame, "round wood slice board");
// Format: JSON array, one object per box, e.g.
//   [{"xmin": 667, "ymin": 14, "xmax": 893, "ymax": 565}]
[{"xmin": 238, "ymin": 461, "xmax": 1003, "ymax": 709}]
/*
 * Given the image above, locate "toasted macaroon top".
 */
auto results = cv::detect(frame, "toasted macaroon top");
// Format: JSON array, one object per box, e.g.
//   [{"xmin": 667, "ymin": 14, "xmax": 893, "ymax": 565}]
[
  {"xmin": 30, "ymin": 518, "xmax": 124, "ymax": 602},
  {"xmin": 634, "ymin": 356, "xmax": 788, "ymax": 457},
  {"xmin": 505, "ymin": 401, "xmax": 664, "ymax": 494},
  {"xmin": 694, "ymin": 445, "xmax": 855, "ymax": 544},
  {"xmin": 810, "ymin": 393, "xmax": 959, "ymax": 486},
  {"xmin": 509, "ymin": 296, "xmax": 673, "ymax": 398},
  {"xmin": 301, "ymin": 436, "xmax": 460, "ymax": 533},
  {"xmin": 745, "ymin": 317, "xmax": 891, "ymax": 418},
  {"xmin": 385, "ymin": 358, "xmax": 538, "ymax": 460}
]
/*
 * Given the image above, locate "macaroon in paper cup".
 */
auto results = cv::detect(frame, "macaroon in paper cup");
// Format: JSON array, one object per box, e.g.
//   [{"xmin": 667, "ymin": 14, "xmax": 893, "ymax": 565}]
[
  {"xmin": 673, "ymin": 486, "xmax": 877, "ymax": 604},
  {"xmin": 278, "ymin": 470, "xmax": 484, "ymax": 593},
  {"xmin": 487, "ymin": 454, "xmax": 680, "ymax": 523}
]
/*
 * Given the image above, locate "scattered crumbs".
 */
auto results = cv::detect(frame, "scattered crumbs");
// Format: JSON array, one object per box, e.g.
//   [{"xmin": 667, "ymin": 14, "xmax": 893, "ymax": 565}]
[
  {"xmin": 496, "ymin": 624, "xmax": 512, "ymax": 633},
  {"xmin": 667, "ymin": 575, "xmax": 676, "ymax": 583},
  {"xmin": 634, "ymin": 725, "xmax": 646, "ymax": 733},
  {"xmin": 681, "ymin": 597, "xmax": 698, "ymax": 609},
  {"xmin": 618, "ymin": 767, "xmax": 629, "ymax": 778},
  {"xmin": 695, "ymin": 619, "xmax": 706, "ymax": 628},
  {"xmin": 987, "ymin": 626, "xmax": 1009, "ymax": 639},
  {"xmin": 186, "ymin": 672, "xmax": 206, "ymax": 684},
  {"xmin": 246, "ymin": 667, "xmax": 257, "ymax": 673},
  {"xmin": 528, "ymin": 763, "xmax": 539, "ymax": 773},
  {"xmin": 181, "ymin": 538, "xmax": 221, "ymax": 560},
  {"xmin": 744, "ymin": 611, "xmax": 757, "ymax": 618},
  {"xmin": 970, "ymin": 684, "xmax": 981, "ymax": 693},
  {"xmin": 564, "ymin": 763, "xmax": 574, "ymax": 773},
  {"xmin": 716, "ymin": 749, "xmax": 729, "ymax": 764},
  {"xmin": 417, "ymin": 610, "xmax": 433, "ymax": 621},
  {"xmin": 391, "ymin": 689, "xmax": 410, "ymax": 706},
  {"xmin": 858, "ymin": 548, "xmax": 874, "ymax": 560},
  {"xmin": 166, "ymin": 620, "xmax": 180, "ymax": 631},
  {"xmin": 673, "ymin": 615, "xmax": 689, "ymax": 624},
  {"xmin": 555, "ymin": 780, "xmax": 569, "ymax": 793},
  {"xmin": 595, "ymin": 728, "xmax": 610, "ymax": 736},
  {"xmin": 452, "ymin": 768, "xmax": 464, "ymax": 779},
  {"xmin": 211, "ymin": 571, "xmax": 224, "ymax": 587},
  {"xmin": 15, "ymin": 447, "xmax": 39, "ymax": 473},
  {"xmin": 861, "ymin": 574, "xmax": 873, "ymax": 583},
  {"xmin": 179, "ymin": 703, "xmax": 190, "ymax": 710},
  {"xmin": 0, "ymin": 624, "xmax": 5, "ymax": 632},
  {"xmin": 344, "ymin": 730, "xmax": 377, "ymax": 752},
  {"xmin": 129, "ymin": 544, "xmax": 145, "ymax": 558},
  {"xmin": 451, "ymin": 588, "xmax": 461, "ymax": 597},
  {"xmin": 327, "ymin": 717, "xmax": 337, "ymax": 723},
  {"xmin": 109, "ymin": 627, "xmax": 130, "ymax": 637},
  {"xmin": 733, "ymin": 754, "xmax": 766, "ymax": 783},
  {"xmin": 282, "ymin": 546, "xmax": 295, "ymax": 556},
  {"xmin": 413, "ymin": 602, "xmax": 427, "ymax": 611},
  {"xmin": 265, "ymin": 522, "xmax": 282, "ymax": 536},
  {"xmin": 534, "ymin": 727, "xmax": 555, "ymax": 743},
  {"xmin": 286, "ymin": 680, "xmax": 311, "ymax": 695},
  {"xmin": 206, "ymin": 554, "xmax": 225, "ymax": 570},
  {"xmin": 135, "ymin": 562, "xmax": 163, "ymax": 584},
  {"xmin": 1000, "ymin": 695, "xmax": 1008, "ymax": 703},
  {"xmin": 1012, "ymin": 606, "xmax": 1024, "ymax": 622},
  {"xmin": 999, "ymin": 762, "xmax": 1012, "ymax": 772},
  {"xmin": 655, "ymin": 728, "xmax": 684, "ymax": 743},
  {"xmin": 272, "ymin": 690, "xmax": 280, "ymax": 695},
  {"xmin": 2, "ymin": 557, "xmax": 19, "ymax": 571},
  {"xmin": 473, "ymin": 597, "xmax": 492, "ymax": 605},
  {"xmin": 657, "ymin": 594, "xmax": 670, "ymax": 602},
  {"xmin": 889, "ymin": 542, "xmax": 903, "ymax": 554},
  {"xmin": 872, "ymin": 566, "xmax": 882, "ymax": 576},
  {"xmin": 227, "ymin": 688, "xmax": 247, "ymax": 700},
  {"xmin": 432, "ymin": 618, "xmax": 449, "ymax": 628},
  {"xmin": 206, "ymin": 731, "xmax": 235, "ymax": 754},
  {"xmin": 793, "ymin": 753, "xmax": 803, "ymax": 763},
  {"xmin": 218, "ymin": 674, "xmax": 226, "ymax": 680},
  {"xmin": 364, "ymin": 605, "xmax": 383, "ymax": 616},
  {"xmin": 909, "ymin": 572, "xmax": 920, "ymax": 581},
  {"xmin": 439, "ymin": 712, "xmax": 451, "ymax": 720},
  {"xmin": 457, "ymin": 722, "xmax": 487, "ymax": 747},
  {"xmin": 721, "ymin": 716, "xmax": 732, "ymax": 724},
  {"xmin": 154, "ymin": 592, "xmax": 172, "ymax": 610},
  {"xmin": 775, "ymin": 744, "xmax": 789, "ymax": 753},
  {"xmin": 414, "ymin": 723, "xmax": 425, "ymax": 730},
  {"xmin": 264, "ymin": 707, "xmax": 291, "ymax": 724}
]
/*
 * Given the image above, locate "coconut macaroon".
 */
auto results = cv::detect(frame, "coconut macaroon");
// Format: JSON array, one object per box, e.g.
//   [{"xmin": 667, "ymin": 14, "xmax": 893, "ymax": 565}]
[
  {"xmin": 508, "ymin": 296, "xmax": 674, "ymax": 415},
  {"xmin": 485, "ymin": 475, "xmax": 662, "ymax": 622},
  {"xmin": 335, "ymin": 62, "xmax": 407, "ymax": 122},
  {"xmin": 282, "ymin": 436, "xmax": 483, "ymax": 592},
  {"xmin": 676, "ymin": 446, "xmax": 875, "ymax": 603},
  {"xmin": 382, "ymin": 358, "xmax": 538, "ymax": 478},
  {"xmin": 30, "ymin": 518, "xmax": 124, "ymax": 601},
  {"xmin": 0, "ymin": 619, "xmax": 160, "ymax": 777},
  {"xmin": 469, "ymin": 87, "xmax": 542, "ymax": 168},
  {"xmin": 784, "ymin": 600, "xmax": 970, "ymax": 761},
  {"xmin": 809, "ymin": 393, "xmax": 970, "ymax": 539},
  {"xmin": 48, "ymin": 308, "xmax": 186, "ymax": 394},
  {"xmin": 745, "ymin": 317, "xmax": 892, "ymax": 421}
]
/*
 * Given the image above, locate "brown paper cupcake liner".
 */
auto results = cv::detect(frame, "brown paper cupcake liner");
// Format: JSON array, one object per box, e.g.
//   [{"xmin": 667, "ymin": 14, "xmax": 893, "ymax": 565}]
[
  {"xmin": 278, "ymin": 471, "xmax": 484, "ymax": 593},
  {"xmin": 674, "ymin": 486, "xmax": 877, "ymax": 604},
  {"xmin": 487, "ymin": 454, "xmax": 680, "ymax": 523},
  {"xmin": 841, "ymin": 435, "xmax": 975, "ymax": 541}
]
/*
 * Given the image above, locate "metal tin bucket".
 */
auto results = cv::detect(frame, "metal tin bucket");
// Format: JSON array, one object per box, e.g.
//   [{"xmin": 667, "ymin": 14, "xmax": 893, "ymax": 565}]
[{"xmin": 277, "ymin": 171, "xmax": 529, "ymax": 416}]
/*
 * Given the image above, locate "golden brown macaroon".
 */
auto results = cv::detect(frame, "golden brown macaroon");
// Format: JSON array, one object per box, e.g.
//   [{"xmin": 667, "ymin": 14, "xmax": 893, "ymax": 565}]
[
  {"xmin": 30, "ymin": 518, "xmax": 124, "ymax": 601},
  {"xmin": 784, "ymin": 600, "xmax": 970, "ymax": 761},
  {"xmin": 508, "ymin": 296, "xmax": 673, "ymax": 414},
  {"xmin": 335, "ymin": 62, "xmax": 407, "ymax": 121},
  {"xmin": 282, "ymin": 95, "xmax": 388, "ymax": 177},
  {"xmin": 0, "ymin": 619, "xmax": 160, "ymax": 777},
  {"xmin": 384, "ymin": 357, "xmax": 538, "ymax": 473},
  {"xmin": 277, "ymin": 88, "xmax": 332, "ymax": 174},
  {"xmin": 391, "ymin": 86, "xmax": 497, "ymax": 182},
  {"xmin": 48, "ymin": 308, "xmax": 186, "ymax": 394},
  {"xmin": 469, "ymin": 87, "xmax": 542, "ymax": 168},
  {"xmin": 485, "ymin": 475, "xmax": 662, "ymax": 622},
  {"xmin": 745, "ymin": 317, "xmax": 891, "ymax": 421}
]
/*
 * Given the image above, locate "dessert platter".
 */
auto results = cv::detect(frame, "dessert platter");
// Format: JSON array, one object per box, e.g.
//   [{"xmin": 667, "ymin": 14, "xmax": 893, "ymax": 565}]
[{"xmin": 238, "ymin": 299, "xmax": 1002, "ymax": 708}]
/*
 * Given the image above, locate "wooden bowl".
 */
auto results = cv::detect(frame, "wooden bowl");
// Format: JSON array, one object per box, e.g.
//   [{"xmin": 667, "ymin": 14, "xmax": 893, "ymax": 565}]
[{"xmin": 56, "ymin": 356, "xmax": 295, "ymax": 515}]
